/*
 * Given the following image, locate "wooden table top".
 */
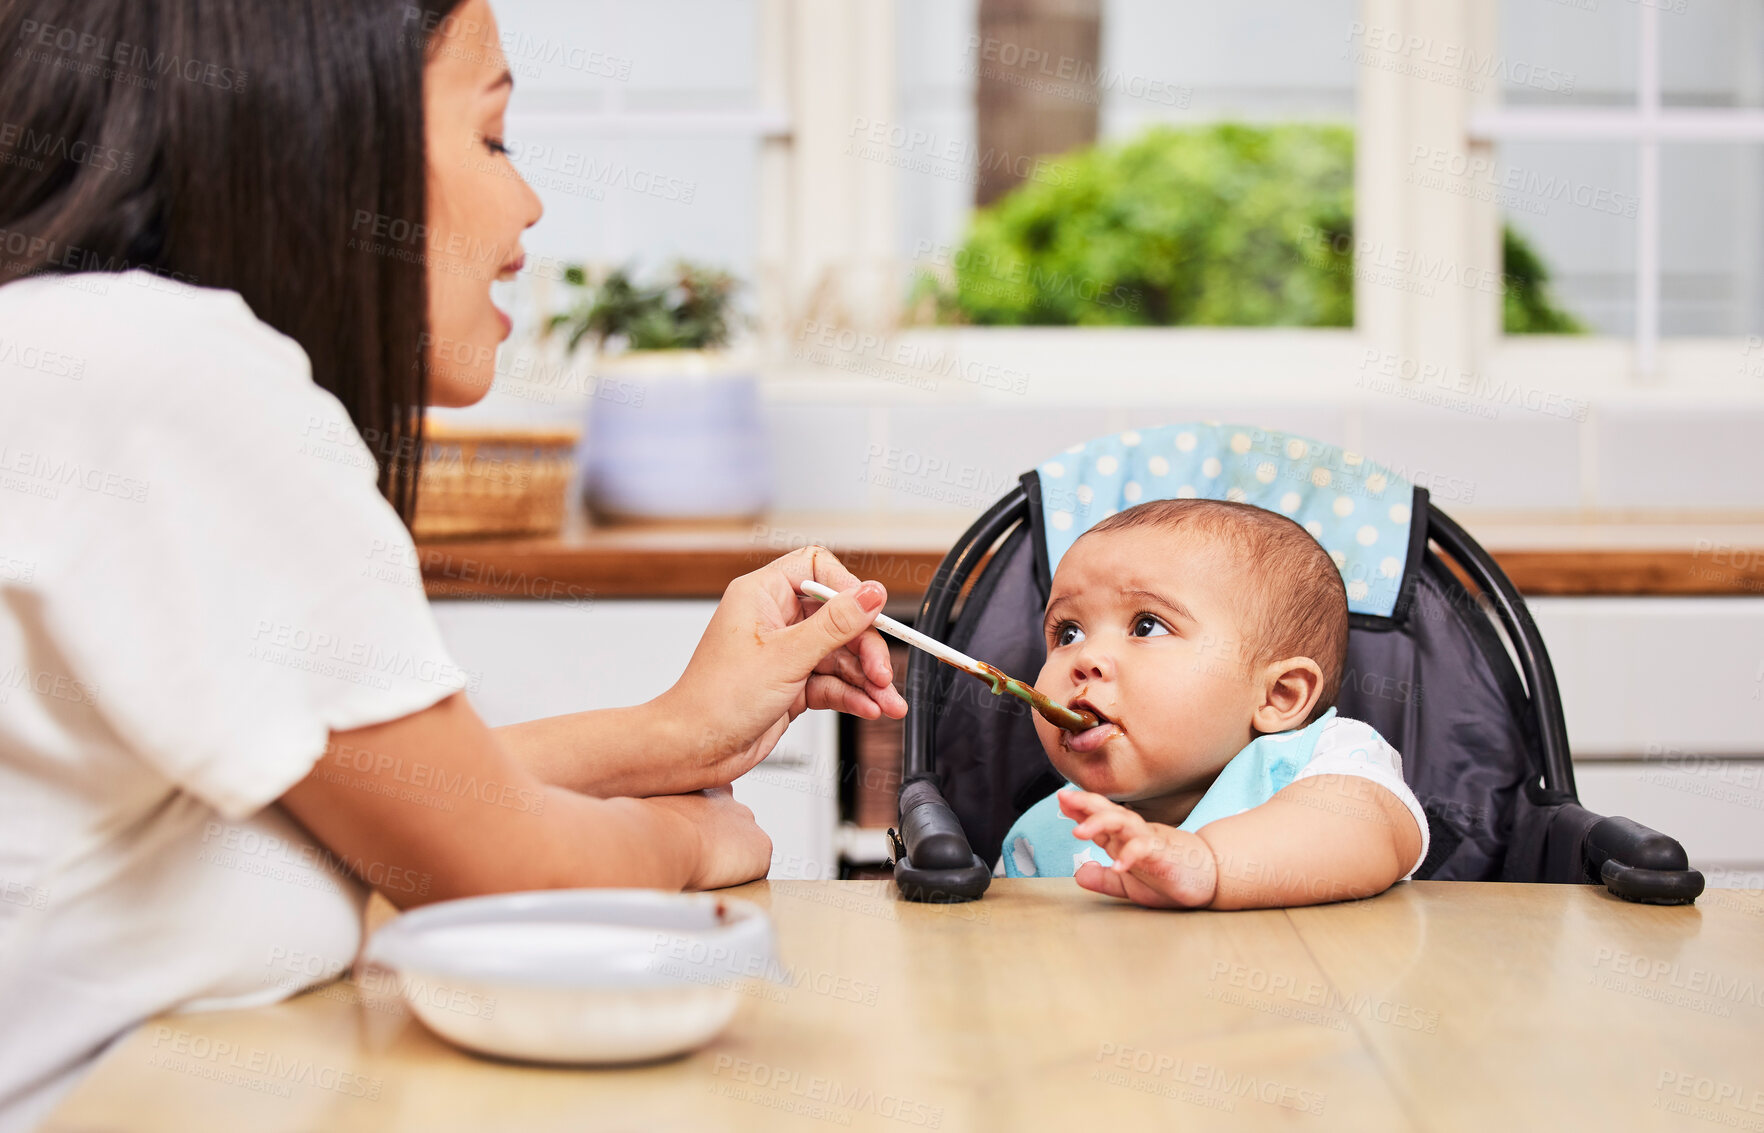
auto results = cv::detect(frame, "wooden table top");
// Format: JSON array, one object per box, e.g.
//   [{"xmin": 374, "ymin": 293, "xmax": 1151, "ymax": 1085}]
[
  {"xmin": 47, "ymin": 880, "xmax": 1764, "ymax": 1133},
  {"xmin": 416, "ymin": 512, "xmax": 1764, "ymax": 601}
]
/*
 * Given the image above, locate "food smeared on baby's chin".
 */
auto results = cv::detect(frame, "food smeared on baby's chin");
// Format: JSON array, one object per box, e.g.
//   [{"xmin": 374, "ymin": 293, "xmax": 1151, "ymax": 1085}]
[{"xmin": 1056, "ymin": 741, "xmax": 1128, "ymax": 794}]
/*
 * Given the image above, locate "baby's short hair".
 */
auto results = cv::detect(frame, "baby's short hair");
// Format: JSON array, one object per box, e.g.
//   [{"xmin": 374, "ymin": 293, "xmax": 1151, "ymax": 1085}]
[{"xmin": 1082, "ymin": 498, "xmax": 1349, "ymax": 720}]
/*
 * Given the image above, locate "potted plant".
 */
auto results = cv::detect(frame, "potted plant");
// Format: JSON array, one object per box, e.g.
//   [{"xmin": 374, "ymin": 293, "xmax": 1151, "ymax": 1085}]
[{"xmin": 548, "ymin": 262, "xmax": 770, "ymax": 524}]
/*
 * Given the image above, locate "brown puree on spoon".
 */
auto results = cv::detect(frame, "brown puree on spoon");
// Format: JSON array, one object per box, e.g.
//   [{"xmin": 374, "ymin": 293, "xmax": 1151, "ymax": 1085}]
[
  {"xmin": 971, "ymin": 661, "xmax": 1100, "ymax": 732},
  {"xmin": 793, "ymin": 578, "xmax": 1096, "ymax": 731}
]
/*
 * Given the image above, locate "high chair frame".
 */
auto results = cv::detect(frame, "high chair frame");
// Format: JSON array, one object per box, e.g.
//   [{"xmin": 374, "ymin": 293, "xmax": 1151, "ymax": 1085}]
[{"xmin": 889, "ymin": 480, "xmax": 1705, "ymax": 907}]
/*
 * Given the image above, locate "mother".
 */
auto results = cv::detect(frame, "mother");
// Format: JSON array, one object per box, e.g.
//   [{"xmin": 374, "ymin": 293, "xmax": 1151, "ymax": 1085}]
[{"xmin": 0, "ymin": 1, "xmax": 905, "ymax": 1125}]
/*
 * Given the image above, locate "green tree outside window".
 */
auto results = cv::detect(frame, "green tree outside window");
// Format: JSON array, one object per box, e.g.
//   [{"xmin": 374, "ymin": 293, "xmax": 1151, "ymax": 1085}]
[{"xmin": 911, "ymin": 123, "xmax": 1582, "ymax": 335}]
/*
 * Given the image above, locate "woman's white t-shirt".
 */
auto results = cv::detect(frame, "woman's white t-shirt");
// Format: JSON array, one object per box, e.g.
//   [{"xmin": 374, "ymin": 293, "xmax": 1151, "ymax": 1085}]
[{"xmin": 0, "ymin": 271, "xmax": 467, "ymax": 1130}]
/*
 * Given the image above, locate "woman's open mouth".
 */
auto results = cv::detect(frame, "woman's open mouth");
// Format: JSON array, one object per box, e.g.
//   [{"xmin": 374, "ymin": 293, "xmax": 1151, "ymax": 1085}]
[
  {"xmin": 492, "ymin": 253, "xmax": 525, "ymax": 338},
  {"xmin": 1060, "ymin": 697, "xmax": 1121, "ymax": 754}
]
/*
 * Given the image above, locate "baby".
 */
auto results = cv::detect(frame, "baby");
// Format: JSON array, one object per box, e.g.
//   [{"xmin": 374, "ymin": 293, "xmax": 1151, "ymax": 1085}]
[{"xmin": 1001, "ymin": 498, "xmax": 1429, "ymax": 908}]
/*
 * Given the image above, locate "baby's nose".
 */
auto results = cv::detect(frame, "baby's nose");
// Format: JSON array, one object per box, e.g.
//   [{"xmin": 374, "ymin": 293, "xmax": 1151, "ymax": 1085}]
[{"xmin": 1069, "ymin": 643, "xmax": 1115, "ymax": 682}]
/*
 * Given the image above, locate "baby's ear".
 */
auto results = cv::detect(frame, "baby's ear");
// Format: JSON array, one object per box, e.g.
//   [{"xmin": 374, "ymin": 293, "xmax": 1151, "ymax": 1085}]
[{"xmin": 1253, "ymin": 656, "xmax": 1324, "ymax": 733}]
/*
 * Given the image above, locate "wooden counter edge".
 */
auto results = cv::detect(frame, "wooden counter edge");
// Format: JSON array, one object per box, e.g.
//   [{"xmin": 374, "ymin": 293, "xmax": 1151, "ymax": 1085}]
[
  {"xmin": 414, "ymin": 540, "xmax": 1764, "ymax": 600},
  {"xmin": 1489, "ymin": 549, "xmax": 1764, "ymax": 597}
]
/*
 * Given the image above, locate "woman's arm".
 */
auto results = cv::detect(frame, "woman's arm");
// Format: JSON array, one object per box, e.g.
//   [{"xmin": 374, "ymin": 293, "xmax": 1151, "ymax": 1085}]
[
  {"xmin": 281, "ymin": 545, "xmax": 908, "ymax": 905},
  {"xmin": 491, "ymin": 545, "xmax": 909, "ymax": 799},
  {"xmin": 1061, "ymin": 776, "xmax": 1422, "ymax": 909},
  {"xmin": 490, "ymin": 703, "xmax": 687, "ymax": 799},
  {"xmin": 280, "ymin": 692, "xmax": 772, "ymax": 907}
]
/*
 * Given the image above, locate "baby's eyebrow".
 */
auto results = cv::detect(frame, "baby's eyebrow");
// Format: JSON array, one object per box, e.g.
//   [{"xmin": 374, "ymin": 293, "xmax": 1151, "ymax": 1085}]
[
  {"xmin": 1042, "ymin": 594, "xmax": 1079, "ymax": 628},
  {"xmin": 1121, "ymin": 587, "xmax": 1197, "ymax": 625}
]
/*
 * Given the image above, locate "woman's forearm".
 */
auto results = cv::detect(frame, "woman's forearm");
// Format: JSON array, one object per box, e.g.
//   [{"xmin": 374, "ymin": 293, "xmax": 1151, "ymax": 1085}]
[
  {"xmin": 281, "ymin": 693, "xmax": 770, "ymax": 908},
  {"xmin": 284, "ymin": 758, "xmax": 700, "ymax": 907},
  {"xmin": 493, "ymin": 699, "xmax": 693, "ymax": 798},
  {"xmin": 431, "ymin": 787, "xmax": 701, "ymax": 900}
]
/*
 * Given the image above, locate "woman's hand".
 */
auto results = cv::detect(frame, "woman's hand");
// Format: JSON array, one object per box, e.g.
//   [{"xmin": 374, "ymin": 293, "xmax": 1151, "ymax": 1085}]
[
  {"xmin": 657, "ymin": 545, "xmax": 909, "ymax": 791},
  {"xmin": 647, "ymin": 788, "xmax": 774, "ymax": 890}
]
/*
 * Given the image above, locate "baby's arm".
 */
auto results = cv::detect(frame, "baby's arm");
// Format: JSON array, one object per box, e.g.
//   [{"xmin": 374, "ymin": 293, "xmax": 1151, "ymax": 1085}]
[{"xmin": 1060, "ymin": 776, "xmax": 1422, "ymax": 909}]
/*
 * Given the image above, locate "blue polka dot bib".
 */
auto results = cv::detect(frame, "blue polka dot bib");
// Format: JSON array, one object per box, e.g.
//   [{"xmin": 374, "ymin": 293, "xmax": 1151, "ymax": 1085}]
[{"xmin": 1001, "ymin": 709, "xmax": 1339, "ymax": 878}]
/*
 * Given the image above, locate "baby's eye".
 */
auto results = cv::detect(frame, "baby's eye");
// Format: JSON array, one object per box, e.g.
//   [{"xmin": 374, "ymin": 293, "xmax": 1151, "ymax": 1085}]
[
  {"xmin": 1130, "ymin": 614, "xmax": 1170, "ymax": 638},
  {"xmin": 1053, "ymin": 621, "xmax": 1085, "ymax": 647}
]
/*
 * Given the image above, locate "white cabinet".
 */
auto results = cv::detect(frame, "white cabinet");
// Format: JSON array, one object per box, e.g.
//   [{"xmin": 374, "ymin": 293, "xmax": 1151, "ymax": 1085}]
[
  {"xmin": 430, "ymin": 600, "xmax": 838, "ymax": 879},
  {"xmin": 1530, "ymin": 598, "xmax": 1764, "ymax": 886}
]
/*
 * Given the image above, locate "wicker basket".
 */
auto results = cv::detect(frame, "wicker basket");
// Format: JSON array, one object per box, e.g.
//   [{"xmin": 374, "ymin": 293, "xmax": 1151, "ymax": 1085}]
[{"xmin": 411, "ymin": 421, "xmax": 580, "ymax": 539}]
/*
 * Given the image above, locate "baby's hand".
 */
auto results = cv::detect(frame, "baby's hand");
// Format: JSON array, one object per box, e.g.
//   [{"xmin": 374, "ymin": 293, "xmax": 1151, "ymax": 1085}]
[{"xmin": 1057, "ymin": 790, "xmax": 1218, "ymax": 909}]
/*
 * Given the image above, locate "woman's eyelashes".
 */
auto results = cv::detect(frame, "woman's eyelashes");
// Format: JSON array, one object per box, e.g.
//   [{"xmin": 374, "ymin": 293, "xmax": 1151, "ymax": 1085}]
[{"xmin": 483, "ymin": 135, "xmax": 510, "ymax": 156}]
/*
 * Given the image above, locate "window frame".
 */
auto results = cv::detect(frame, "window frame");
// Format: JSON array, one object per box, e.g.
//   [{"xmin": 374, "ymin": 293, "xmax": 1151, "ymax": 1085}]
[
  {"xmin": 763, "ymin": 0, "xmax": 1764, "ymax": 402},
  {"xmin": 1467, "ymin": 0, "xmax": 1764, "ymax": 378}
]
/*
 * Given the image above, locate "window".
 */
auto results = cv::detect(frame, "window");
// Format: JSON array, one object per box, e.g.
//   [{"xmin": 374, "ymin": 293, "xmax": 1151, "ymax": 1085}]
[
  {"xmin": 849, "ymin": 0, "xmax": 1761, "ymax": 395},
  {"xmin": 498, "ymin": 0, "xmax": 781, "ymax": 280},
  {"xmin": 1474, "ymin": 0, "xmax": 1764, "ymax": 373},
  {"xmin": 483, "ymin": 0, "xmax": 1760, "ymax": 404},
  {"xmin": 459, "ymin": 0, "xmax": 790, "ymax": 418}
]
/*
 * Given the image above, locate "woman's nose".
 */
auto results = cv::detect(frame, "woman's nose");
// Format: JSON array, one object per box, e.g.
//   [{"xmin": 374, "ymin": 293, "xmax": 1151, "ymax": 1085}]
[{"xmin": 520, "ymin": 175, "xmax": 544, "ymax": 228}]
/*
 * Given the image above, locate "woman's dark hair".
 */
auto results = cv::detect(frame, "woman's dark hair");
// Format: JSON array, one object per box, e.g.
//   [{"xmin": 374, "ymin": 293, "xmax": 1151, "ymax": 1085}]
[{"xmin": 0, "ymin": 0, "xmax": 466, "ymax": 519}]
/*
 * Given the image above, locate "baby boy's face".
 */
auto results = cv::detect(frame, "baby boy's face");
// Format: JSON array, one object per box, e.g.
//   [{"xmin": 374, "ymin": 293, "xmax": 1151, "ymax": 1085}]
[{"xmin": 1032, "ymin": 526, "xmax": 1266, "ymax": 812}]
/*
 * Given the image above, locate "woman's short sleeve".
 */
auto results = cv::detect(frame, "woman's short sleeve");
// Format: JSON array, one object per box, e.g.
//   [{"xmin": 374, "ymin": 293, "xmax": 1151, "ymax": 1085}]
[
  {"xmin": 1293, "ymin": 716, "xmax": 1431, "ymax": 879},
  {"xmin": 6, "ymin": 277, "xmax": 468, "ymax": 821}
]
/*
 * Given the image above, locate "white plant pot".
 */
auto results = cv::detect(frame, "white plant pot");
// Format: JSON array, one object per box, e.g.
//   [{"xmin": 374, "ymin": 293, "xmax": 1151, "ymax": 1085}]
[{"xmin": 582, "ymin": 350, "xmax": 772, "ymax": 523}]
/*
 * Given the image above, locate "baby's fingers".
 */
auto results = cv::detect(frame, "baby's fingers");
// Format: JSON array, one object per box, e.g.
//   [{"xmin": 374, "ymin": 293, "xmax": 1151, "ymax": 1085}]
[
  {"xmin": 1120, "ymin": 832, "xmax": 1218, "ymax": 908},
  {"xmin": 1082, "ymin": 857, "xmax": 1186, "ymax": 909},
  {"xmin": 1074, "ymin": 860, "xmax": 1130, "ymax": 900},
  {"xmin": 1111, "ymin": 832, "xmax": 1165, "ymax": 875},
  {"xmin": 1057, "ymin": 790, "xmax": 1113, "ymax": 821},
  {"xmin": 1072, "ymin": 808, "xmax": 1138, "ymax": 845},
  {"xmin": 1117, "ymin": 870, "xmax": 1191, "ymax": 910}
]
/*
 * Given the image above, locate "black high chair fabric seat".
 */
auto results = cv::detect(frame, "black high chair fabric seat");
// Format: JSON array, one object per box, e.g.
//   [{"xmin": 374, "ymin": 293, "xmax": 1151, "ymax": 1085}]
[{"xmin": 890, "ymin": 426, "xmax": 1704, "ymax": 906}]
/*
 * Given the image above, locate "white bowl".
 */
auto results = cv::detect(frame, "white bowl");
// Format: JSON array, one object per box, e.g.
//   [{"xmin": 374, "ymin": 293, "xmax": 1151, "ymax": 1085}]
[{"xmin": 361, "ymin": 889, "xmax": 776, "ymax": 1064}]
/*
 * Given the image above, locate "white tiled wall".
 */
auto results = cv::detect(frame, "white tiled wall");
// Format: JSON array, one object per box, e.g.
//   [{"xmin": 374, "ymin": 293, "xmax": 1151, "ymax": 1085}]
[
  {"xmin": 863, "ymin": 405, "xmax": 1114, "ymax": 515},
  {"xmin": 1357, "ymin": 408, "xmax": 1584, "ymax": 511},
  {"xmin": 1593, "ymin": 405, "xmax": 1764, "ymax": 511},
  {"xmin": 758, "ymin": 397, "xmax": 1764, "ymax": 516},
  {"xmin": 761, "ymin": 405, "xmax": 878, "ymax": 514}
]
